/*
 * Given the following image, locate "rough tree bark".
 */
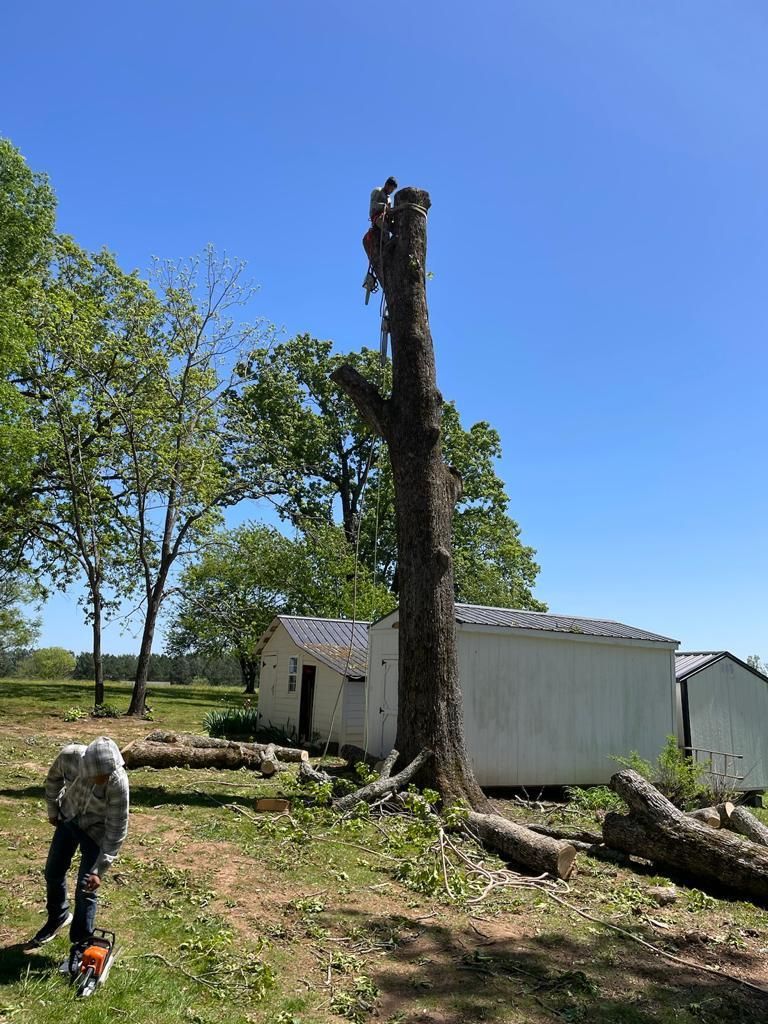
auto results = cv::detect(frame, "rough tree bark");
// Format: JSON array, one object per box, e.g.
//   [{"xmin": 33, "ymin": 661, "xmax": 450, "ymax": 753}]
[
  {"xmin": 332, "ymin": 187, "xmax": 486, "ymax": 809},
  {"xmin": 603, "ymin": 769, "xmax": 768, "ymax": 902}
]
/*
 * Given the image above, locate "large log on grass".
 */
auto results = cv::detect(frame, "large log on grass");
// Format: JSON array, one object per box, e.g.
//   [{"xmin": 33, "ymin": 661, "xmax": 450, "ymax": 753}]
[
  {"xmin": 141, "ymin": 731, "xmax": 308, "ymax": 763},
  {"xmin": 602, "ymin": 769, "xmax": 768, "ymax": 902},
  {"xmin": 468, "ymin": 812, "xmax": 577, "ymax": 881},
  {"xmin": 122, "ymin": 739, "xmax": 264, "ymax": 771}
]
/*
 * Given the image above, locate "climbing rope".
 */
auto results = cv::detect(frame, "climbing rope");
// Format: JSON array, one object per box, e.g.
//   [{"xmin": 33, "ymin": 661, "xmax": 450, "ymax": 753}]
[{"xmin": 319, "ymin": 434, "xmax": 384, "ymax": 763}]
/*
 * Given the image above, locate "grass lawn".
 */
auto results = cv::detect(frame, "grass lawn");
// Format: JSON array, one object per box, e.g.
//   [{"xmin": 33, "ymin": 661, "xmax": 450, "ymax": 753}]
[{"xmin": 0, "ymin": 677, "xmax": 767, "ymax": 1024}]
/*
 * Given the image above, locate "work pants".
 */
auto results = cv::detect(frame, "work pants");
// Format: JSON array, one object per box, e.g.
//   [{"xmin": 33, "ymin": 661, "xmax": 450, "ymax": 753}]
[{"xmin": 44, "ymin": 820, "xmax": 100, "ymax": 943}]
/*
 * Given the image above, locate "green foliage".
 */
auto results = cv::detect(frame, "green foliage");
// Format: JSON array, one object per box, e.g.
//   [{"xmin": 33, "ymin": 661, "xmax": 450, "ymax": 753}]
[
  {"xmin": 614, "ymin": 736, "xmax": 708, "ymax": 810},
  {"xmin": 92, "ymin": 702, "xmax": 122, "ymax": 718},
  {"xmin": 63, "ymin": 705, "xmax": 87, "ymax": 722},
  {"xmin": 18, "ymin": 646, "xmax": 75, "ymax": 679},
  {"xmin": 203, "ymin": 704, "xmax": 261, "ymax": 738},
  {"xmin": 685, "ymin": 888, "xmax": 719, "ymax": 913},
  {"xmin": 329, "ymin": 974, "xmax": 379, "ymax": 1022},
  {"xmin": 566, "ymin": 785, "xmax": 626, "ymax": 814},
  {"xmin": 231, "ymin": 335, "xmax": 544, "ymax": 609},
  {"xmin": 0, "ymin": 577, "xmax": 40, "ymax": 651}
]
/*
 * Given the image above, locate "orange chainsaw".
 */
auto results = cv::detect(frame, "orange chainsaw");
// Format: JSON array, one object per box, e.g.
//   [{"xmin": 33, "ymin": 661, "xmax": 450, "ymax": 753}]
[{"xmin": 68, "ymin": 928, "xmax": 116, "ymax": 997}]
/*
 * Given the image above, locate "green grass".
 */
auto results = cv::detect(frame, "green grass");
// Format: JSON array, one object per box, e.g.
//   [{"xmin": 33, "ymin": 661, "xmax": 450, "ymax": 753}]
[{"xmin": 1, "ymin": 677, "xmax": 767, "ymax": 1024}]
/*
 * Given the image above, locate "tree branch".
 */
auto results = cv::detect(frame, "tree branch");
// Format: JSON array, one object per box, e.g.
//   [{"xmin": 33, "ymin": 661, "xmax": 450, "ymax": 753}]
[{"xmin": 330, "ymin": 365, "xmax": 391, "ymax": 441}]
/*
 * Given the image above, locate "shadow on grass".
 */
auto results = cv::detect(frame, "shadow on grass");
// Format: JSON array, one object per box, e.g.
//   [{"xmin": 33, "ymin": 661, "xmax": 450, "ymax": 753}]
[
  {"xmin": 334, "ymin": 909, "xmax": 768, "ymax": 1024},
  {"xmin": 0, "ymin": 784, "xmax": 258, "ymax": 813},
  {"xmin": 0, "ymin": 942, "xmax": 59, "ymax": 985}
]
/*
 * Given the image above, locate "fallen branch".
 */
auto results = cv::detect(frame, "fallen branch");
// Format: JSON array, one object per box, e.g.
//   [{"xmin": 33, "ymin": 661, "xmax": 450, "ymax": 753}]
[{"xmin": 332, "ymin": 749, "xmax": 433, "ymax": 812}]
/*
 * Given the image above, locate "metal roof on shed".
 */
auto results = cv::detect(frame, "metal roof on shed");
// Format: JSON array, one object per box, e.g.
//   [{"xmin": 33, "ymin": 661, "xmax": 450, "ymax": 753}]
[
  {"xmin": 676, "ymin": 651, "xmax": 768, "ymax": 684},
  {"xmin": 256, "ymin": 615, "xmax": 369, "ymax": 678},
  {"xmin": 675, "ymin": 652, "xmax": 726, "ymax": 679},
  {"xmin": 454, "ymin": 604, "xmax": 677, "ymax": 644}
]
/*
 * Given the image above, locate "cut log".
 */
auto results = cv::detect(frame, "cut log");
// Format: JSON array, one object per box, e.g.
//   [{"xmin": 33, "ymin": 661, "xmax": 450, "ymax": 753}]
[
  {"xmin": 717, "ymin": 801, "xmax": 736, "ymax": 825},
  {"xmin": 122, "ymin": 739, "xmax": 263, "ymax": 771},
  {"xmin": 603, "ymin": 769, "xmax": 768, "ymax": 903},
  {"xmin": 722, "ymin": 807, "xmax": 768, "ymax": 847},
  {"xmin": 259, "ymin": 744, "xmax": 278, "ymax": 777},
  {"xmin": 255, "ymin": 798, "xmax": 291, "ymax": 813},
  {"xmin": 526, "ymin": 824, "xmax": 603, "ymax": 846},
  {"xmin": 333, "ymin": 749, "xmax": 433, "ymax": 812},
  {"xmin": 687, "ymin": 807, "xmax": 721, "ymax": 828},
  {"xmin": 468, "ymin": 812, "xmax": 577, "ymax": 880},
  {"xmin": 133, "ymin": 731, "xmax": 308, "ymax": 763}
]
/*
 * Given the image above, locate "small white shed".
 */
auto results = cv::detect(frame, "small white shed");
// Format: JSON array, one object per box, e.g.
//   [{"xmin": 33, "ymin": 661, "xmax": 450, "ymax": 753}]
[
  {"xmin": 367, "ymin": 604, "xmax": 679, "ymax": 787},
  {"xmin": 255, "ymin": 616, "xmax": 369, "ymax": 747},
  {"xmin": 676, "ymin": 652, "xmax": 768, "ymax": 792}
]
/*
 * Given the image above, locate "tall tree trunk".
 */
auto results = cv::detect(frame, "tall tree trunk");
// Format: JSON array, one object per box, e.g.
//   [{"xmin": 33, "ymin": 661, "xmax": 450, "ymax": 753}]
[
  {"xmin": 128, "ymin": 591, "xmax": 162, "ymax": 716},
  {"xmin": 239, "ymin": 653, "xmax": 258, "ymax": 694},
  {"xmin": 332, "ymin": 187, "xmax": 486, "ymax": 808},
  {"xmin": 92, "ymin": 589, "xmax": 104, "ymax": 707}
]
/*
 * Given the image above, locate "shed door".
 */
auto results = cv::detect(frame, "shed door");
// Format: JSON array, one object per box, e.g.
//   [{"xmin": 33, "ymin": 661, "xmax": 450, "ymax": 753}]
[
  {"xmin": 299, "ymin": 665, "xmax": 317, "ymax": 741},
  {"xmin": 261, "ymin": 654, "xmax": 277, "ymax": 697},
  {"xmin": 378, "ymin": 657, "xmax": 398, "ymax": 754}
]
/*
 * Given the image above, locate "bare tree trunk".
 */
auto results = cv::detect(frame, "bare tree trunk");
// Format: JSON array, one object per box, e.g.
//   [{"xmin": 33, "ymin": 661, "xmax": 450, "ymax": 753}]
[
  {"xmin": 128, "ymin": 590, "xmax": 162, "ymax": 716},
  {"xmin": 332, "ymin": 187, "xmax": 486, "ymax": 808},
  {"xmin": 92, "ymin": 589, "xmax": 104, "ymax": 707}
]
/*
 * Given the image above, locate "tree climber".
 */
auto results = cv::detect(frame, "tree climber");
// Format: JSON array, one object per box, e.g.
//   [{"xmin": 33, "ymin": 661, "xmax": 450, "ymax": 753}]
[{"xmin": 362, "ymin": 176, "xmax": 398, "ymax": 303}]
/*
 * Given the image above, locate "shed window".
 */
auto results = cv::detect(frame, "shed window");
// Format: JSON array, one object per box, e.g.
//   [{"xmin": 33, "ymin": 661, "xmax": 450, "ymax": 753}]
[{"xmin": 288, "ymin": 656, "xmax": 298, "ymax": 692}]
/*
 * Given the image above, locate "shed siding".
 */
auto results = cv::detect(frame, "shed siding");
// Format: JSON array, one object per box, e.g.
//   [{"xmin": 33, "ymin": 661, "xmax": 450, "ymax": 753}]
[
  {"xmin": 257, "ymin": 622, "xmax": 351, "ymax": 745},
  {"xmin": 366, "ymin": 611, "xmax": 676, "ymax": 786},
  {"xmin": 341, "ymin": 680, "xmax": 366, "ymax": 748},
  {"xmin": 685, "ymin": 660, "xmax": 768, "ymax": 791},
  {"xmin": 458, "ymin": 629, "xmax": 675, "ymax": 786}
]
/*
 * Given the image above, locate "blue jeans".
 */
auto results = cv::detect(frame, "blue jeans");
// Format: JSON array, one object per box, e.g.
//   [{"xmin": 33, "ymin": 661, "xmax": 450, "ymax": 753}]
[{"xmin": 44, "ymin": 820, "xmax": 100, "ymax": 943}]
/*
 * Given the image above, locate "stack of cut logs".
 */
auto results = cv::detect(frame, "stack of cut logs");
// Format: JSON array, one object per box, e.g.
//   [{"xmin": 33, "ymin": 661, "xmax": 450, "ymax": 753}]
[
  {"xmin": 121, "ymin": 730, "xmax": 308, "ymax": 777},
  {"xmin": 121, "ymin": 734, "xmax": 768, "ymax": 900}
]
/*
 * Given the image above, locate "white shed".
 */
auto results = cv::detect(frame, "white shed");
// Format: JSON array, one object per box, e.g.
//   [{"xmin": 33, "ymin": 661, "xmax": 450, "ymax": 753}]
[
  {"xmin": 676, "ymin": 652, "xmax": 768, "ymax": 792},
  {"xmin": 255, "ymin": 616, "xmax": 369, "ymax": 748},
  {"xmin": 367, "ymin": 604, "xmax": 679, "ymax": 787}
]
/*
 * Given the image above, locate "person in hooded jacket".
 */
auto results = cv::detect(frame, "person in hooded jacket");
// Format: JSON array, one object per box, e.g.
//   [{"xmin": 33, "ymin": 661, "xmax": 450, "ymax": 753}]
[{"xmin": 30, "ymin": 736, "xmax": 130, "ymax": 947}]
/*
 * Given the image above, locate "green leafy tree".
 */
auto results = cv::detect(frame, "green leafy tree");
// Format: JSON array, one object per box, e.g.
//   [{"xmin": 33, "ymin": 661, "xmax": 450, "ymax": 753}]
[
  {"xmin": 0, "ymin": 138, "xmax": 56, "ymax": 493},
  {"xmin": 166, "ymin": 523, "xmax": 395, "ymax": 692},
  {"xmin": 4, "ymin": 239, "xmax": 157, "ymax": 705},
  {"xmin": 0, "ymin": 576, "xmax": 40, "ymax": 652},
  {"xmin": 230, "ymin": 335, "xmax": 544, "ymax": 609},
  {"xmin": 20, "ymin": 646, "xmax": 76, "ymax": 680},
  {"xmin": 81, "ymin": 249, "xmax": 271, "ymax": 715}
]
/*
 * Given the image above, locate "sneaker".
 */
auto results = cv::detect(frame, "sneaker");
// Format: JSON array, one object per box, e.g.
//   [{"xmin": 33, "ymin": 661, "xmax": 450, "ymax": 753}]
[{"xmin": 29, "ymin": 911, "xmax": 73, "ymax": 946}]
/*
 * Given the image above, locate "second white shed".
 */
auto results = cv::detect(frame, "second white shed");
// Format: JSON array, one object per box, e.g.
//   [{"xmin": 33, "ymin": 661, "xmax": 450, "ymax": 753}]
[
  {"xmin": 367, "ymin": 604, "xmax": 679, "ymax": 787},
  {"xmin": 676, "ymin": 652, "xmax": 768, "ymax": 792}
]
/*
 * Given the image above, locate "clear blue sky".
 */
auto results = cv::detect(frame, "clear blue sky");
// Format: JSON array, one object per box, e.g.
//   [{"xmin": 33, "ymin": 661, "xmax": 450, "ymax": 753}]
[{"xmin": 3, "ymin": 1, "xmax": 766, "ymax": 658}]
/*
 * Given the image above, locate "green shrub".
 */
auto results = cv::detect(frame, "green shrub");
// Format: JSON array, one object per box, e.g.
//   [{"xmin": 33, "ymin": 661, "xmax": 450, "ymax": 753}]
[
  {"xmin": 614, "ymin": 736, "xmax": 709, "ymax": 810},
  {"xmin": 203, "ymin": 705, "xmax": 261, "ymax": 738},
  {"xmin": 565, "ymin": 785, "xmax": 625, "ymax": 814},
  {"xmin": 64, "ymin": 706, "xmax": 87, "ymax": 722},
  {"xmin": 92, "ymin": 703, "xmax": 122, "ymax": 719}
]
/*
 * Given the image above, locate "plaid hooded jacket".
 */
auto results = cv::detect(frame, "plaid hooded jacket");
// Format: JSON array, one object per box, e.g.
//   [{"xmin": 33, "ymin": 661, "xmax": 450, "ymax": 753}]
[{"xmin": 45, "ymin": 736, "xmax": 130, "ymax": 876}]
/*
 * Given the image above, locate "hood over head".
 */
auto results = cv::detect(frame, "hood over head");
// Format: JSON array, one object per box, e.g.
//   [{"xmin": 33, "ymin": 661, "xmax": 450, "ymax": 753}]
[{"xmin": 83, "ymin": 736, "xmax": 124, "ymax": 777}]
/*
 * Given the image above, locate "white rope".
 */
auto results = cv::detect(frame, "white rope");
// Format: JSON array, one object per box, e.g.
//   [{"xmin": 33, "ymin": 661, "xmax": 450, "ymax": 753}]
[{"xmin": 320, "ymin": 436, "xmax": 382, "ymax": 763}]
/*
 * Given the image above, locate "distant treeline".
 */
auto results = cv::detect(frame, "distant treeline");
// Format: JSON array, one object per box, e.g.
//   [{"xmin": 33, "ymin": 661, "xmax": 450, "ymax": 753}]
[
  {"xmin": 0, "ymin": 648, "xmax": 243, "ymax": 686},
  {"xmin": 73, "ymin": 652, "xmax": 243, "ymax": 686}
]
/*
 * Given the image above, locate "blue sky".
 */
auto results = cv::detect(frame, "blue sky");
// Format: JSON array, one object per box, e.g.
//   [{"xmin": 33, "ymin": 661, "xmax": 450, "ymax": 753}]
[{"xmin": 3, "ymin": 1, "xmax": 766, "ymax": 658}]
